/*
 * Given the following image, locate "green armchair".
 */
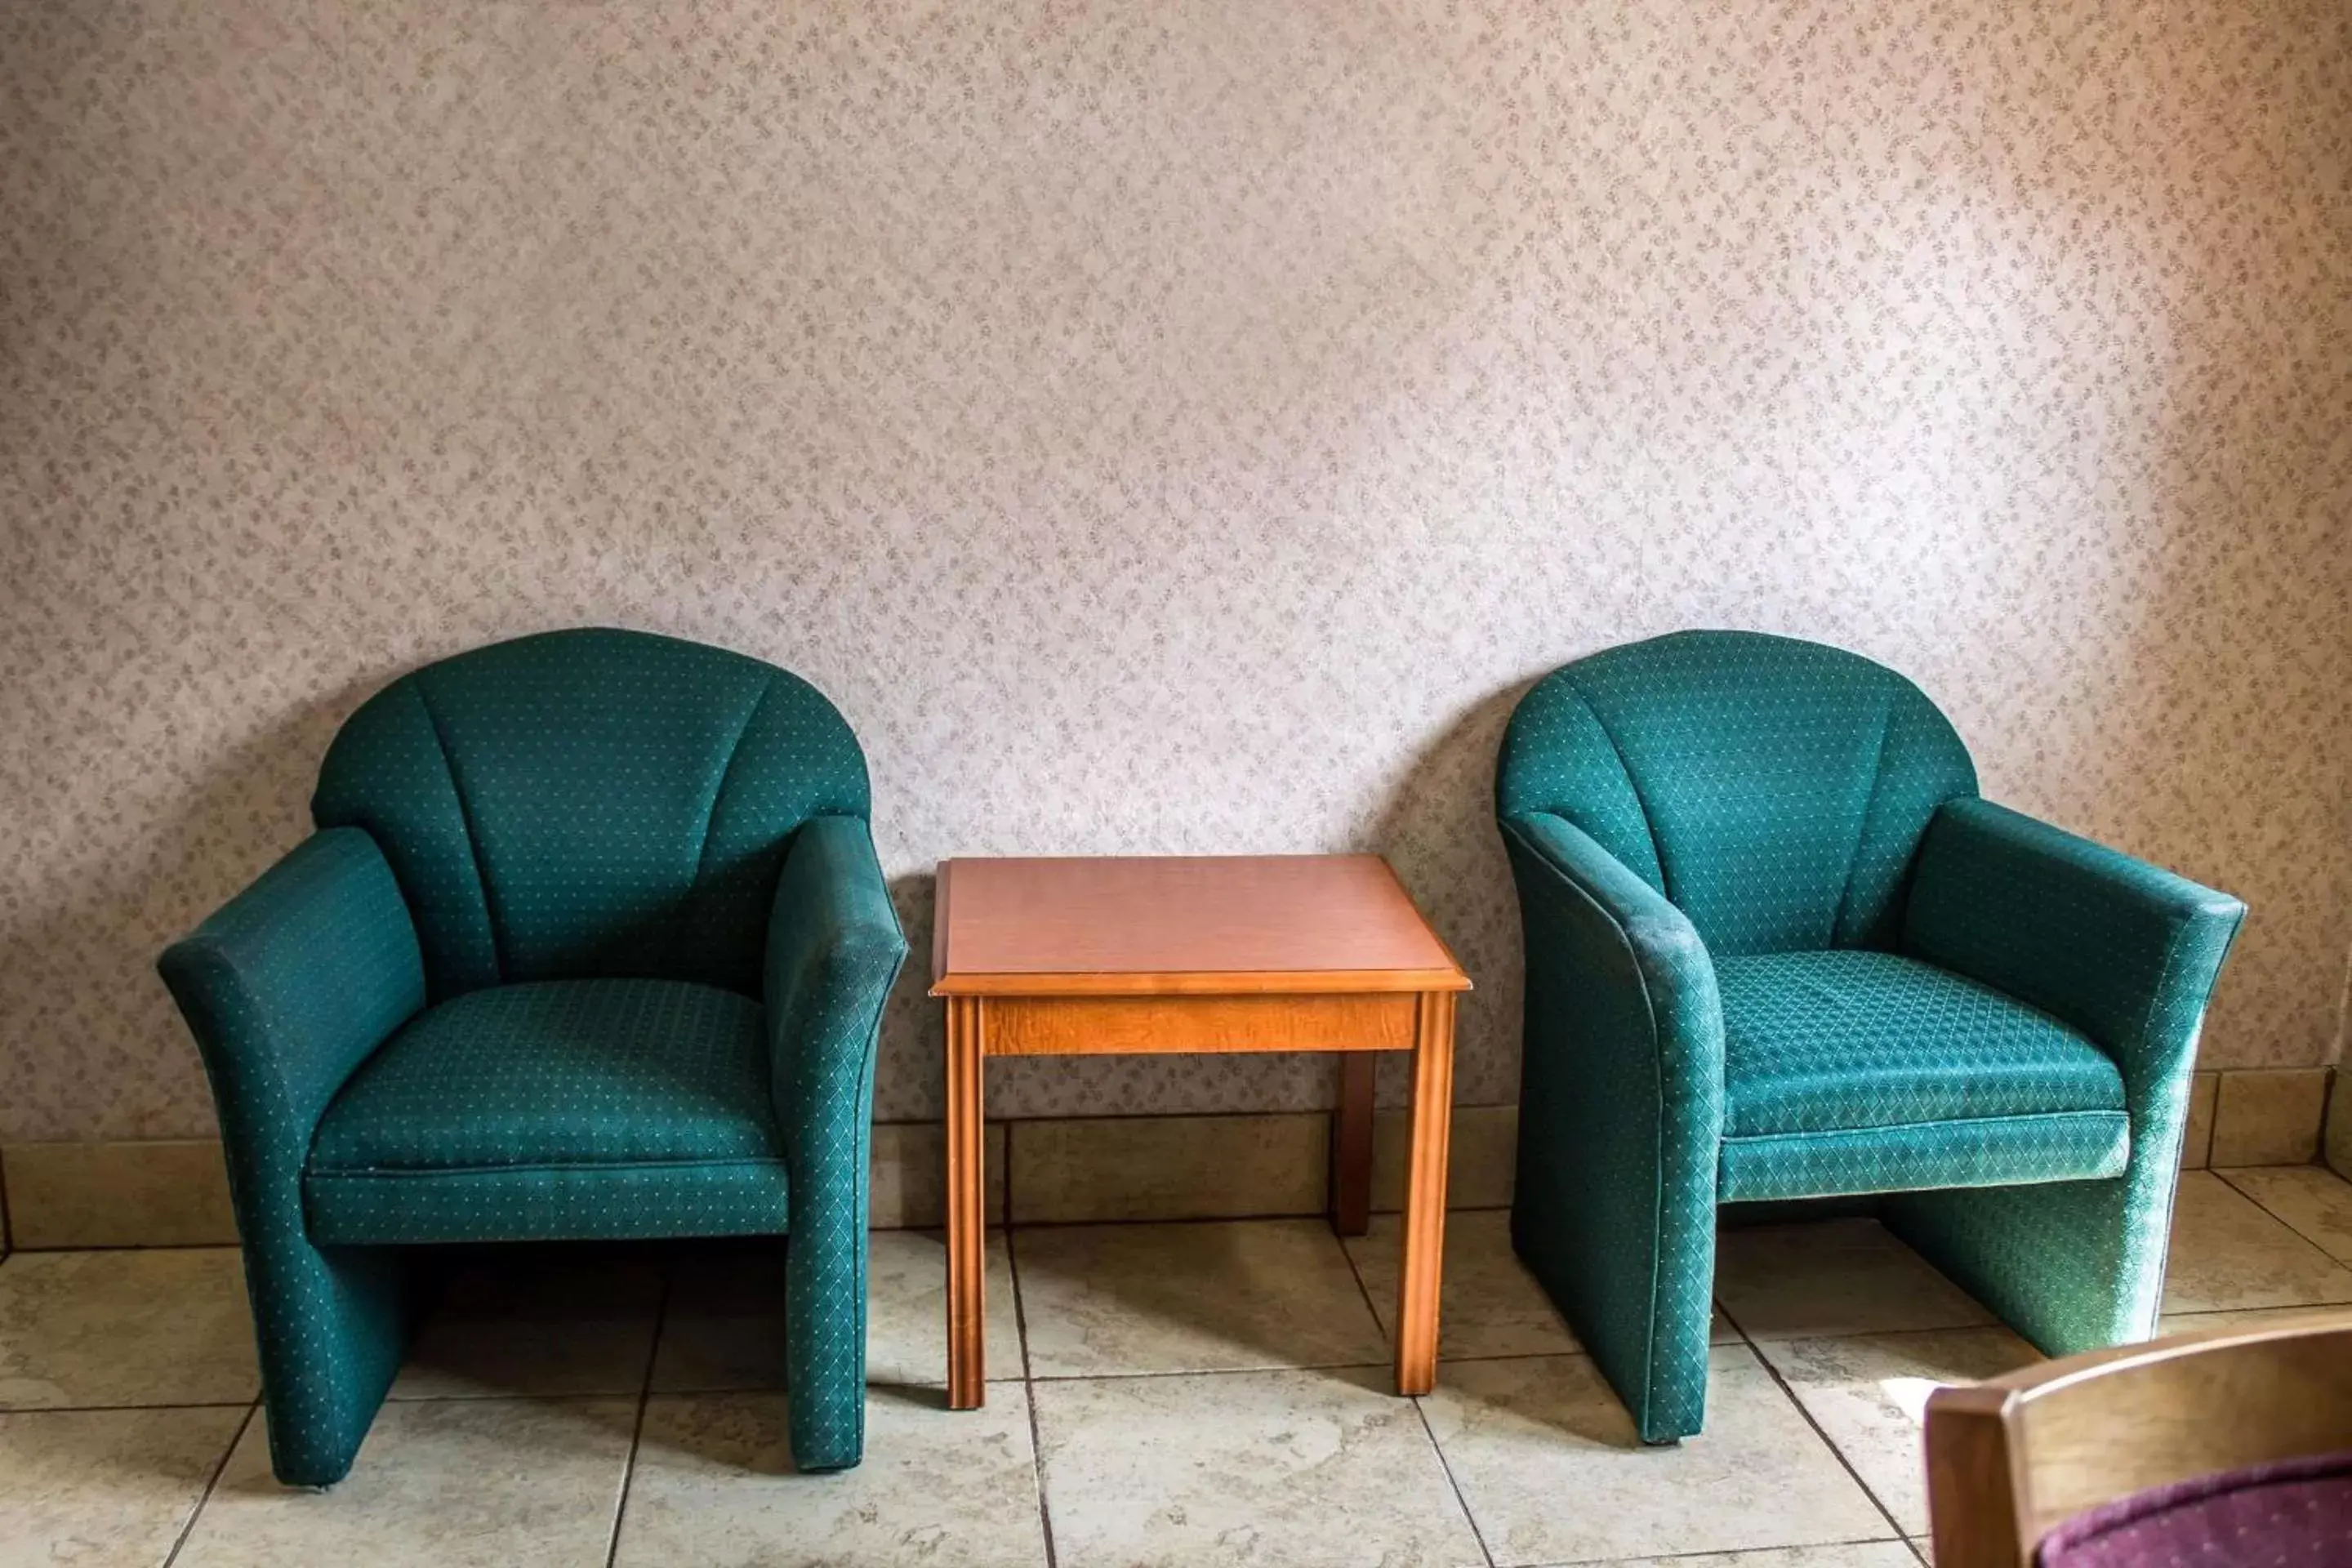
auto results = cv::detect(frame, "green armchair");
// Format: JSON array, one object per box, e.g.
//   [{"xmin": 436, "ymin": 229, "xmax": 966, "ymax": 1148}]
[
  {"xmin": 159, "ymin": 628, "xmax": 906, "ymax": 1484},
  {"xmin": 1497, "ymin": 630, "xmax": 2243, "ymax": 1444}
]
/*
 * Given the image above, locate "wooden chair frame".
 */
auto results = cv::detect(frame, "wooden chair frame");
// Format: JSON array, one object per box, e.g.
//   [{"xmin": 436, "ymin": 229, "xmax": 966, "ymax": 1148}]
[{"xmin": 1925, "ymin": 1311, "xmax": 2352, "ymax": 1567}]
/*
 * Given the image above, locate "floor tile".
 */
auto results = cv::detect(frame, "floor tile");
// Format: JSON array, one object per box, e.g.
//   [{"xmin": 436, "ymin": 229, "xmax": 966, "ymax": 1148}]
[
  {"xmin": 653, "ymin": 1230, "xmax": 1022, "ymax": 1391},
  {"xmin": 2162, "ymin": 1170, "xmax": 2352, "ymax": 1314},
  {"xmin": 1754, "ymin": 1328, "xmax": 2038, "ymax": 1534},
  {"xmin": 0, "ymin": 1405, "xmax": 249, "ymax": 1566},
  {"xmin": 1578, "ymin": 1547, "xmax": 1920, "ymax": 1568},
  {"xmin": 2216, "ymin": 1165, "xmax": 2352, "ymax": 1263},
  {"xmin": 1346, "ymin": 1210, "xmax": 1740, "ymax": 1357},
  {"xmin": 1345, "ymin": 1209, "xmax": 1581, "ymax": 1359},
  {"xmin": 0, "ymin": 1249, "xmax": 259, "ymax": 1409},
  {"xmin": 1419, "ymin": 1345, "xmax": 1891, "ymax": 1566},
  {"xmin": 1016, "ymin": 1218, "xmax": 1390, "ymax": 1378},
  {"xmin": 616, "ymin": 1388, "xmax": 1047, "ymax": 1567},
  {"xmin": 1032, "ymin": 1365, "xmax": 1482, "ymax": 1568},
  {"xmin": 1715, "ymin": 1220, "xmax": 1995, "ymax": 1340},
  {"xmin": 390, "ymin": 1249, "xmax": 665, "ymax": 1399},
  {"xmin": 175, "ymin": 1397, "xmax": 637, "ymax": 1568}
]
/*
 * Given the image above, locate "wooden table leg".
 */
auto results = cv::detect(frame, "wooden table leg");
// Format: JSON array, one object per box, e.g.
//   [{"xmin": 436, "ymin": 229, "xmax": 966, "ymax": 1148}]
[
  {"xmin": 1394, "ymin": 991, "xmax": 1455, "ymax": 1396},
  {"xmin": 945, "ymin": 995, "xmax": 987, "ymax": 1409},
  {"xmin": 1329, "ymin": 1052, "xmax": 1375, "ymax": 1237}
]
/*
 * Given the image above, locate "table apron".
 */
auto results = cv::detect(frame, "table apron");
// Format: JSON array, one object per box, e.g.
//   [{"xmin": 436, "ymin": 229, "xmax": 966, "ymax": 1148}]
[{"xmin": 981, "ymin": 991, "xmax": 1419, "ymax": 1057}]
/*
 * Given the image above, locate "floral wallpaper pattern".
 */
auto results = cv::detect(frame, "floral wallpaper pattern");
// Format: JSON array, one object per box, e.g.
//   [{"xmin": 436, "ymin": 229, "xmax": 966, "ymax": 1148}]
[{"xmin": 2, "ymin": 0, "xmax": 2348, "ymax": 1141}]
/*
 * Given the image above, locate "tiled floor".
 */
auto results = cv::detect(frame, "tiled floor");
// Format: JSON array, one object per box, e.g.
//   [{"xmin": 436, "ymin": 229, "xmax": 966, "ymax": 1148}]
[{"xmin": 7, "ymin": 1167, "xmax": 2352, "ymax": 1567}]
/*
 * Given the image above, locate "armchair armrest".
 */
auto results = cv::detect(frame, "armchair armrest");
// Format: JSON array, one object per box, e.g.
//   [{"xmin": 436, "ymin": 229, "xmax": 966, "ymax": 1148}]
[
  {"xmin": 1904, "ymin": 798, "xmax": 2245, "ymax": 1086},
  {"xmin": 763, "ymin": 814, "xmax": 907, "ymax": 1187},
  {"xmin": 158, "ymin": 827, "xmax": 427, "ymax": 1182},
  {"xmin": 1502, "ymin": 811, "xmax": 1724, "ymax": 1072}
]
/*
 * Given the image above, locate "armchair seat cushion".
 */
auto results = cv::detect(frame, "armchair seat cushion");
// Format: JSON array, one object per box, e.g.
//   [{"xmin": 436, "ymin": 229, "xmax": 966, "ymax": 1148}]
[
  {"xmin": 304, "ymin": 978, "xmax": 789, "ymax": 1244},
  {"xmin": 1716, "ymin": 951, "xmax": 2130, "ymax": 1202}
]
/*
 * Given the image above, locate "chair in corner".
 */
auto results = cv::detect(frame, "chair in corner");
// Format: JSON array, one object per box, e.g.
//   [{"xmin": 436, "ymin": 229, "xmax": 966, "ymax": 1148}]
[
  {"xmin": 158, "ymin": 627, "xmax": 906, "ymax": 1485},
  {"xmin": 1494, "ymin": 628, "xmax": 2244, "ymax": 1445}
]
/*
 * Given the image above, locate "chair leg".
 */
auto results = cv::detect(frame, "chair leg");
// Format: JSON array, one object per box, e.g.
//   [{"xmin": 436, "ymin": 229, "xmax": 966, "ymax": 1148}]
[
  {"xmin": 786, "ymin": 1225, "xmax": 868, "ymax": 1472},
  {"xmin": 1885, "ymin": 1165, "xmax": 2169, "ymax": 1356},
  {"xmin": 1501, "ymin": 833, "xmax": 1726, "ymax": 1444},
  {"xmin": 1511, "ymin": 1143, "xmax": 1715, "ymax": 1445},
  {"xmin": 241, "ymin": 1240, "xmax": 411, "ymax": 1487}
]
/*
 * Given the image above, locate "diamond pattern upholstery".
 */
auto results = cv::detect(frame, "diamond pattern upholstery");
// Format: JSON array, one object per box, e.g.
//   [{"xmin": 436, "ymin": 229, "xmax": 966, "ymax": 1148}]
[
  {"xmin": 302, "ymin": 978, "xmax": 797, "ymax": 1246},
  {"xmin": 1497, "ymin": 629, "xmax": 1978, "ymax": 955},
  {"xmin": 313, "ymin": 629, "xmax": 871, "ymax": 1000},
  {"xmin": 1717, "ymin": 951, "xmax": 2126, "ymax": 1134},
  {"xmin": 310, "ymin": 980, "xmax": 779, "ymax": 1173},
  {"xmin": 1715, "ymin": 950, "xmax": 2132, "ymax": 1201},
  {"xmin": 160, "ymin": 628, "xmax": 905, "ymax": 1485},
  {"xmin": 1717, "ymin": 1111, "xmax": 2130, "ymax": 1203},
  {"xmin": 1498, "ymin": 630, "xmax": 2244, "ymax": 1444}
]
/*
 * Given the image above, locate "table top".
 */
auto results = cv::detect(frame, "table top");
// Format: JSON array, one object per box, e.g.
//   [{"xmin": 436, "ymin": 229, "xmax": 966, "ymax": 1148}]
[{"xmin": 929, "ymin": 854, "xmax": 1471, "ymax": 997}]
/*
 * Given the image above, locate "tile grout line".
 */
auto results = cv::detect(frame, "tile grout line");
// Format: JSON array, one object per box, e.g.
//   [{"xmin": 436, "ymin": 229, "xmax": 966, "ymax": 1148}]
[
  {"xmin": 0, "ymin": 1398, "xmax": 264, "ymax": 1416},
  {"xmin": 1517, "ymin": 1536, "xmax": 1920, "ymax": 1568},
  {"xmin": 162, "ymin": 1397, "xmax": 258, "ymax": 1568},
  {"xmin": 1, "ymin": 1242, "xmax": 246, "ymax": 1257},
  {"xmin": 1005, "ymin": 1227, "xmax": 1062, "ymax": 1568},
  {"xmin": 2163, "ymin": 1304, "xmax": 2352, "ymax": 1328},
  {"xmin": 1408, "ymin": 1396, "xmax": 1498, "ymax": 1568},
  {"xmin": 1027, "ymin": 1357, "xmax": 1398, "ymax": 1384},
  {"xmin": 1334, "ymin": 1220, "xmax": 1497, "ymax": 1568},
  {"xmin": 1008, "ymin": 1226, "xmax": 1036, "ymax": 1386},
  {"xmin": 1726, "ymin": 1303, "xmax": 1917, "ymax": 1552},
  {"xmin": 602, "ymin": 1269, "xmax": 670, "ymax": 1568},
  {"xmin": 1734, "ymin": 1316, "xmax": 2007, "ymax": 1349}
]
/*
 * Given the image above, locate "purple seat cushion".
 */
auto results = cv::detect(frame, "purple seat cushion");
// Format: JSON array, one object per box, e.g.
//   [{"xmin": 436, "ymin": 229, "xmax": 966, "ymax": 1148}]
[{"xmin": 2037, "ymin": 1452, "xmax": 2352, "ymax": 1566}]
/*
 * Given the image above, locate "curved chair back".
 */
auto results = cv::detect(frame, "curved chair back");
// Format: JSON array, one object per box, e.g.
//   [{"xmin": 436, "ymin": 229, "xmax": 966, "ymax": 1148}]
[
  {"xmin": 1925, "ymin": 1312, "xmax": 2352, "ymax": 1566},
  {"xmin": 1496, "ymin": 630, "xmax": 1976, "ymax": 954},
  {"xmin": 312, "ymin": 627, "xmax": 869, "ymax": 1000}
]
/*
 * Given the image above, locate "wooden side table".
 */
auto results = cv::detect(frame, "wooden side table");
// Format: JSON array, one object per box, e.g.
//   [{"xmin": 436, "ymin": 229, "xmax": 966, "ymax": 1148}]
[{"xmin": 928, "ymin": 854, "xmax": 1472, "ymax": 1410}]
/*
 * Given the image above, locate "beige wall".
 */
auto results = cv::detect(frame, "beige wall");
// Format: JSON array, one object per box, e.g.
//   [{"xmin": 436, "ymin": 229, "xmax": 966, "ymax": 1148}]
[{"xmin": 3, "ymin": 0, "xmax": 2349, "ymax": 1143}]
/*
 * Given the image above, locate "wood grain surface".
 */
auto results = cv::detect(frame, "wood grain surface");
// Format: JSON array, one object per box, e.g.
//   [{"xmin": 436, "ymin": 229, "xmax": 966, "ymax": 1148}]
[{"xmin": 930, "ymin": 856, "xmax": 1469, "ymax": 996}]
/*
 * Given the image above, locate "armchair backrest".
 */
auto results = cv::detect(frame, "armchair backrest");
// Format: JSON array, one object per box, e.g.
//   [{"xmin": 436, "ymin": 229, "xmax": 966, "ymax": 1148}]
[
  {"xmin": 1496, "ymin": 630, "xmax": 1976, "ymax": 955},
  {"xmin": 312, "ymin": 628, "xmax": 871, "ymax": 1000}
]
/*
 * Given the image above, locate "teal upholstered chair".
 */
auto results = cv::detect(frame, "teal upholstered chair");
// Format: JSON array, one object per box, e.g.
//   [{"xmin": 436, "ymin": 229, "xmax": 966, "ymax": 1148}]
[
  {"xmin": 159, "ymin": 628, "xmax": 906, "ymax": 1484},
  {"xmin": 1497, "ymin": 630, "xmax": 2243, "ymax": 1445}
]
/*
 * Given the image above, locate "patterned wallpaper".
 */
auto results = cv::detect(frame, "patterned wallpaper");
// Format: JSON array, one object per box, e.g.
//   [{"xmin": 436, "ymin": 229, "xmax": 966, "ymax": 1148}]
[{"xmin": 3, "ymin": 0, "xmax": 2349, "ymax": 1142}]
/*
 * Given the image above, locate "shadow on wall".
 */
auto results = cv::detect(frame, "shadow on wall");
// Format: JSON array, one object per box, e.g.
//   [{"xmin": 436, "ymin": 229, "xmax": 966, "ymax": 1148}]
[
  {"xmin": 1369, "ymin": 684, "xmax": 1527, "ymax": 1110},
  {"xmin": 877, "ymin": 871, "xmax": 945, "ymax": 1120},
  {"xmin": 1, "ymin": 682, "xmax": 372, "ymax": 1140}
]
